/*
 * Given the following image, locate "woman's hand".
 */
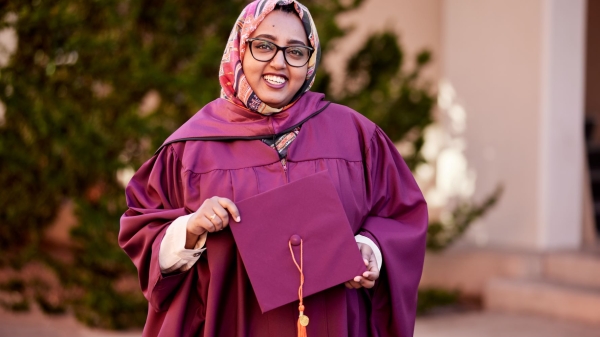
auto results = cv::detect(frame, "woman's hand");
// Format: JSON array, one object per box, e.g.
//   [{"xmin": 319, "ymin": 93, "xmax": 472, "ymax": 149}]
[
  {"xmin": 344, "ymin": 242, "xmax": 380, "ymax": 289},
  {"xmin": 185, "ymin": 196, "xmax": 241, "ymax": 249}
]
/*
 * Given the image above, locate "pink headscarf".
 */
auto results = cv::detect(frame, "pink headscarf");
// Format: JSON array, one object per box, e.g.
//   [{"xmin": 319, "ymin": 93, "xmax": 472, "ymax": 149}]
[{"xmin": 219, "ymin": 0, "xmax": 321, "ymax": 115}]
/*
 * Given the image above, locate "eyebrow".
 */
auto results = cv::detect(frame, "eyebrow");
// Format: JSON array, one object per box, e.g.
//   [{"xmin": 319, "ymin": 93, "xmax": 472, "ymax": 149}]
[{"xmin": 254, "ymin": 34, "xmax": 308, "ymax": 46}]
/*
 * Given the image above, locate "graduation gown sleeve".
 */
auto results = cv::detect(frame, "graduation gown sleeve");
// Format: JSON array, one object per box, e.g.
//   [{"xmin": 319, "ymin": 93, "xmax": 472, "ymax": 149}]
[
  {"xmin": 119, "ymin": 144, "xmax": 190, "ymax": 312},
  {"xmin": 361, "ymin": 127, "xmax": 428, "ymax": 337}
]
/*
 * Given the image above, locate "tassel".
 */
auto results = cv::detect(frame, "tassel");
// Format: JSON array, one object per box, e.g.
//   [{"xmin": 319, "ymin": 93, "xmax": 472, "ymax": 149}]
[
  {"xmin": 297, "ymin": 315, "xmax": 307, "ymax": 337},
  {"xmin": 297, "ymin": 304, "xmax": 308, "ymax": 337},
  {"xmin": 289, "ymin": 240, "xmax": 308, "ymax": 337}
]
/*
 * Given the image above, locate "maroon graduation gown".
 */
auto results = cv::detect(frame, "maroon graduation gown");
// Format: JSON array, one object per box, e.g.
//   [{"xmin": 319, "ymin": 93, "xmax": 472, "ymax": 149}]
[{"xmin": 119, "ymin": 92, "xmax": 428, "ymax": 337}]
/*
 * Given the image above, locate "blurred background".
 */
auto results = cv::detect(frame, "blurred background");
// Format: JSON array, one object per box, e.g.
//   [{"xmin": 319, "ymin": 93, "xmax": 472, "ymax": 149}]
[{"xmin": 0, "ymin": 0, "xmax": 598, "ymax": 336}]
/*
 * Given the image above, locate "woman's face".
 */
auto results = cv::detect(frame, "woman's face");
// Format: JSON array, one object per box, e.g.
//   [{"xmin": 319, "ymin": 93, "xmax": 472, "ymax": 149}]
[{"xmin": 242, "ymin": 10, "xmax": 309, "ymax": 109}]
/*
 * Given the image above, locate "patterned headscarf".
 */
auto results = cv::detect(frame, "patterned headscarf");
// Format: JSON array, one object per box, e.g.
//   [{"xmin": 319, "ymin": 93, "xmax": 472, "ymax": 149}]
[{"xmin": 219, "ymin": 0, "xmax": 321, "ymax": 115}]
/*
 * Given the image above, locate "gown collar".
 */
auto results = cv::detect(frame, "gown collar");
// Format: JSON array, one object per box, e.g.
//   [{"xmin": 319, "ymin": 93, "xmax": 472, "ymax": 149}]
[{"xmin": 157, "ymin": 92, "xmax": 329, "ymax": 154}]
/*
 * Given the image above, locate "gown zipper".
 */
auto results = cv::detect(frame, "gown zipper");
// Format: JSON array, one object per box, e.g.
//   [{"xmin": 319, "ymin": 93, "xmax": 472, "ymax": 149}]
[
  {"xmin": 272, "ymin": 134, "xmax": 289, "ymax": 183},
  {"xmin": 282, "ymin": 159, "xmax": 289, "ymax": 183}
]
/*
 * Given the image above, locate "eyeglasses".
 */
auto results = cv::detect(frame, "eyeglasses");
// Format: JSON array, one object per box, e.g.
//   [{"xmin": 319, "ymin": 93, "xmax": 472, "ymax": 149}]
[{"xmin": 246, "ymin": 38, "xmax": 314, "ymax": 68}]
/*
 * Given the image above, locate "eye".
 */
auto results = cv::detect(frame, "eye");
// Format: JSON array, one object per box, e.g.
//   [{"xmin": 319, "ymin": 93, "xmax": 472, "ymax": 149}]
[
  {"xmin": 286, "ymin": 47, "xmax": 306, "ymax": 58},
  {"xmin": 254, "ymin": 41, "xmax": 275, "ymax": 51}
]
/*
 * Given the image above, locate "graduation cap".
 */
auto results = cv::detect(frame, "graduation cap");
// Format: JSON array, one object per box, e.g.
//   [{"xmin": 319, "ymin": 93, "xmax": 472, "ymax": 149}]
[{"xmin": 230, "ymin": 170, "xmax": 367, "ymax": 334}]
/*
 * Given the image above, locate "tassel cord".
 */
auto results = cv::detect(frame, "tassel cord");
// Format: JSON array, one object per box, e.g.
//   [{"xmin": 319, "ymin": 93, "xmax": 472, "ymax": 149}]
[{"xmin": 289, "ymin": 240, "xmax": 307, "ymax": 337}]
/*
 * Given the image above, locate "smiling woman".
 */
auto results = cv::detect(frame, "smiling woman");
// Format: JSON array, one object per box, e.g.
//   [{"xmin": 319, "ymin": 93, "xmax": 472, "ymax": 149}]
[
  {"xmin": 242, "ymin": 10, "xmax": 310, "ymax": 108},
  {"xmin": 119, "ymin": 1, "xmax": 428, "ymax": 337}
]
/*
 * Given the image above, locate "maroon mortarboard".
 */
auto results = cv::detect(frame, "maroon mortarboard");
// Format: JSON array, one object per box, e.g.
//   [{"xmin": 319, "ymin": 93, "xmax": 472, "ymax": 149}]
[{"xmin": 230, "ymin": 170, "xmax": 367, "ymax": 331}]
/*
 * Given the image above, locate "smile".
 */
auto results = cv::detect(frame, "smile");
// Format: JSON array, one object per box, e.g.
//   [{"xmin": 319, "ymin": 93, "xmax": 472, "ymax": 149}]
[{"xmin": 263, "ymin": 75, "xmax": 287, "ymax": 85}]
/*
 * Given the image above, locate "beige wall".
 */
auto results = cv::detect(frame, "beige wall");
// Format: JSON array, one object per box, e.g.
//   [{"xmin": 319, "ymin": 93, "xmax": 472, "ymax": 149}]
[
  {"xmin": 324, "ymin": 0, "xmax": 442, "ymax": 93},
  {"xmin": 441, "ymin": 0, "xmax": 585, "ymax": 249},
  {"xmin": 441, "ymin": 0, "xmax": 545, "ymax": 248}
]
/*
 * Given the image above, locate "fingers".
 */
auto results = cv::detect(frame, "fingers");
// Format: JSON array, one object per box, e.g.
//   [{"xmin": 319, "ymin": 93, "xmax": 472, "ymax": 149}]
[
  {"xmin": 209, "ymin": 206, "xmax": 228, "ymax": 231},
  {"xmin": 363, "ymin": 258, "xmax": 380, "ymax": 280},
  {"xmin": 345, "ymin": 247, "xmax": 380, "ymax": 290},
  {"xmin": 217, "ymin": 197, "xmax": 241, "ymax": 223},
  {"xmin": 209, "ymin": 197, "xmax": 240, "ymax": 230},
  {"xmin": 186, "ymin": 212, "xmax": 211, "ymax": 236},
  {"xmin": 346, "ymin": 265, "xmax": 369, "ymax": 289},
  {"xmin": 359, "ymin": 244, "xmax": 373, "ymax": 263},
  {"xmin": 345, "ymin": 279, "xmax": 362, "ymax": 289},
  {"xmin": 197, "ymin": 213, "xmax": 218, "ymax": 233},
  {"xmin": 359, "ymin": 254, "xmax": 379, "ymax": 289},
  {"xmin": 187, "ymin": 197, "xmax": 240, "ymax": 236},
  {"xmin": 347, "ymin": 243, "xmax": 379, "ymax": 289},
  {"xmin": 356, "ymin": 275, "xmax": 375, "ymax": 289}
]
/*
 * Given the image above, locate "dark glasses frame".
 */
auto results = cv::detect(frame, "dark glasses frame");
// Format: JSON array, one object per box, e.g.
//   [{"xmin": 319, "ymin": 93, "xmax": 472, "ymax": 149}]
[{"xmin": 246, "ymin": 38, "xmax": 314, "ymax": 68}]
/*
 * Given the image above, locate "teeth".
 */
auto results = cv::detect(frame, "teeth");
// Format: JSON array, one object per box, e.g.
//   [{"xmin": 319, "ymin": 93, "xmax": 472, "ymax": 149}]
[{"xmin": 264, "ymin": 75, "xmax": 286, "ymax": 85}]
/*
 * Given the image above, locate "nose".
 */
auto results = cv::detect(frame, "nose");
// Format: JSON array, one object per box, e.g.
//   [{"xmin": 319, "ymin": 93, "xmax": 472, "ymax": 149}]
[{"xmin": 269, "ymin": 49, "xmax": 286, "ymax": 69}]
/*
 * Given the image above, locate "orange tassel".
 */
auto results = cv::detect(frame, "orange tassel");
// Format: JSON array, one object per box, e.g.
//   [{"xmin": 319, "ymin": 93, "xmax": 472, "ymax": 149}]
[
  {"xmin": 289, "ymin": 240, "xmax": 308, "ymax": 337},
  {"xmin": 297, "ymin": 318, "xmax": 307, "ymax": 337}
]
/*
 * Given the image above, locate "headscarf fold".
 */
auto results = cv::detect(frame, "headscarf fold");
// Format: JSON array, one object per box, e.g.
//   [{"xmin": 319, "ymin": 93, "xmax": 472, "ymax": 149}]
[{"xmin": 219, "ymin": 0, "xmax": 321, "ymax": 115}]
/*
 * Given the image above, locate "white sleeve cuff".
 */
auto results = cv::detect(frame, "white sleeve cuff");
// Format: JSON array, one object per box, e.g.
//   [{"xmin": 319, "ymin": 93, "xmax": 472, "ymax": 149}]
[
  {"xmin": 355, "ymin": 234, "xmax": 383, "ymax": 271},
  {"xmin": 159, "ymin": 213, "xmax": 207, "ymax": 274}
]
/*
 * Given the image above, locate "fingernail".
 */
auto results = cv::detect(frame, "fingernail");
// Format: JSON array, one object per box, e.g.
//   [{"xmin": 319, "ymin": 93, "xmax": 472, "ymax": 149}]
[
  {"xmin": 363, "ymin": 272, "xmax": 369, "ymax": 277},
  {"xmin": 364, "ymin": 259, "xmax": 369, "ymax": 266},
  {"xmin": 354, "ymin": 276, "xmax": 361, "ymax": 282},
  {"xmin": 236, "ymin": 216, "xmax": 241, "ymax": 222}
]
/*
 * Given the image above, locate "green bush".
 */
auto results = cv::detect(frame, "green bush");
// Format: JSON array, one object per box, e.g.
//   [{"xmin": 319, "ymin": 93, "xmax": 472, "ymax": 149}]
[{"xmin": 331, "ymin": 32, "xmax": 435, "ymax": 170}]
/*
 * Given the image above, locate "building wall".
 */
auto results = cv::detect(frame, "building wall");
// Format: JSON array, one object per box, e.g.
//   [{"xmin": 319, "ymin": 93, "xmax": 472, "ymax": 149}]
[{"xmin": 441, "ymin": 0, "xmax": 545, "ymax": 248}]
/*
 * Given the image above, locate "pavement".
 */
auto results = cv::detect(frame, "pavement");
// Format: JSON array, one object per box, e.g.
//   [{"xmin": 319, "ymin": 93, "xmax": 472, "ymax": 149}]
[
  {"xmin": 1, "ymin": 307, "xmax": 599, "ymax": 337},
  {"xmin": 414, "ymin": 311, "xmax": 600, "ymax": 337}
]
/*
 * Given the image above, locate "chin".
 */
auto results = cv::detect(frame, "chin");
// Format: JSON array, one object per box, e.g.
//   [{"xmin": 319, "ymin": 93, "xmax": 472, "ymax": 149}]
[
  {"xmin": 267, "ymin": 102, "xmax": 287, "ymax": 109},
  {"xmin": 261, "ymin": 97, "xmax": 291, "ymax": 109}
]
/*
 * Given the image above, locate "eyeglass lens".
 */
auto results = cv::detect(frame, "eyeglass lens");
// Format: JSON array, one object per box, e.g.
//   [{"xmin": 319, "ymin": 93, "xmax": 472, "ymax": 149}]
[{"xmin": 249, "ymin": 39, "xmax": 311, "ymax": 67}]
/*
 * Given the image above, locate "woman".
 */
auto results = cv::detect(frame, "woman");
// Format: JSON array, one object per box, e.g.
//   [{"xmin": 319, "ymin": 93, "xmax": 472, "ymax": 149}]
[{"xmin": 119, "ymin": 1, "xmax": 428, "ymax": 336}]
